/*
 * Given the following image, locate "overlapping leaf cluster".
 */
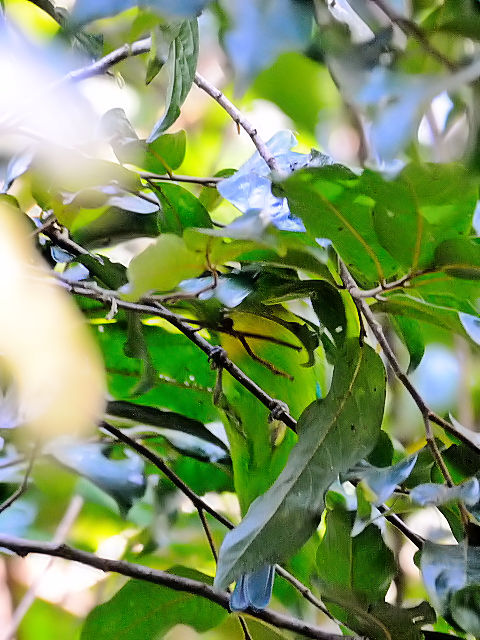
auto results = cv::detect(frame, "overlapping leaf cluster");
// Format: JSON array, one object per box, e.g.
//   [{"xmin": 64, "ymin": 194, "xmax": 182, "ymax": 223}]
[{"xmin": 1, "ymin": 1, "xmax": 480, "ymax": 640}]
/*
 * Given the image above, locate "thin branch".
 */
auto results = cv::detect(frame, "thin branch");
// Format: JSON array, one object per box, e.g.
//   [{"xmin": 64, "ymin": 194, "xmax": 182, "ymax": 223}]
[
  {"xmin": 100, "ymin": 421, "xmax": 233, "ymax": 529},
  {"xmin": 368, "ymin": 0, "xmax": 458, "ymax": 71},
  {"xmin": 62, "ymin": 37, "xmax": 280, "ymax": 172},
  {"xmin": 57, "ymin": 275, "xmax": 297, "ymax": 432},
  {"xmin": 192, "ymin": 72, "xmax": 280, "ymax": 172},
  {"xmin": 340, "ymin": 262, "xmax": 472, "ymax": 529},
  {"xmin": 274, "ymin": 565, "xmax": 333, "ymax": 618},
  {"xmin": 141, "ymin": 172, "xmax": 221, "ymax": 187},
  {"xmin": 339, "ymin": 262, "xmax": 480, "ymax": 457},
  {"xmin": 197, "ymin": 508, "xmax": 218, "ymax": 563},
  {"xmin": 0, "ymin": 445, "xmax": 37, "ymax": 515},
  {"xmin": 100, "ymin": 421, "xmax": 338, "ymax": 618},
  {"xmin": 1, "ymin": 495, "xmax": 84, "ymax": 640},
  {"xmin": 0, "ymin": 535, "xmax": 352, "ymax": 640}
]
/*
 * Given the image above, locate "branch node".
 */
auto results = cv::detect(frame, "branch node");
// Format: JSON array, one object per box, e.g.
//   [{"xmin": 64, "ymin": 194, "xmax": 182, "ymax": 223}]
[{"xmin": 208, "ymin": 346, "xmax": 229, "ymax": 370}]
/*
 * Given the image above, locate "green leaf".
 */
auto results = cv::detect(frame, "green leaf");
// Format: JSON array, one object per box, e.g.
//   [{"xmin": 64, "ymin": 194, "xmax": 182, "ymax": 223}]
[
  {"xmin": 450, "ymin": 585, "xmax": 480, "ymax": 635},
  {"xmin": 72, "ymin": 207, "xmax": 159, "ymax": 248},
  {"xmin": 126, "ymin": 233, "xmax": 205, "ymax": 298},
  {"xmin": 95, "ymin": 322, "xmax": 218, "ymax": 423},
  {"xmin": 147, "ymin": 19, "xmax": 199, "ymax": 140},
  {"xmin": 326, "ymin": 599, "xmax": 435, "ymax": 640},
  {"xmin": 214, "ymin": 338, "xmax": 386, "ymax": 589},
  {"xmin": 154, "ymin": 182, "xmax": 212, "ymax": 234},
  {"xmin": 368, "ymin": 163, "xmax": 477, "ymax": 271},
  {"xmin": 47, "ymin": 439, "xmax": 146, "ymax": 516},
  {"xmin": 80, "ymin": 567, "xmax": 226, "ymax": 640},
  {"xmin": 391, "ymin": 316, "xmax": 425, "ymax": 373},
  {"xmin": 102, "ymin": 109, "xmax": 186, "ymax": 171},
  {"xmin": 282, "ymin": 165, "xmax": 400, "ymax": 287},
  {"xmin": 124, "ymin": 312, "xmax": 156, "ymax": 395},
  {"xmin": 106, "ymin": 399, "xmax": 229, "ymax": 454},
  {"xmin": 434, "ymin": 238, "xmax": 480, "ymax": 280},
  {"xmin": 317, "ymin": 503, "xmax": 395, "ymax": 603}
]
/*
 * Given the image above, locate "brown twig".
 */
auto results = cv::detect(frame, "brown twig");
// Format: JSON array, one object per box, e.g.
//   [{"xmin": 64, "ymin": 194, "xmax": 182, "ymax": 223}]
[
  {"xmin": 0, "ymin": 444, "xmax": 37, "ymax": 515},
  {"xmin": 0, "ymin": 534, "xmax": 353, "ymax": 640}
]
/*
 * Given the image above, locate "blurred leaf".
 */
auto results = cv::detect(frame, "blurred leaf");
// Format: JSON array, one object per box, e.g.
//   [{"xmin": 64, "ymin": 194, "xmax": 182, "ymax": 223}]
[
  {"xmin": 48, "ymin": 439, "xmax": 146, "ymax": 517},
  {"xmin": 215, "ymin": 339, "xmax": 386, "ymax": 589},
  {"xmin": 147, "ymin": 19, "xmax": 199, "ymax": 141},
  {"xmin": 253, "ymin": 52, "xmax": 339, "ymax": 134},
  {"xmin": 1, "ymin": 147, "xmax": 34, "ymax": 193},
  {"xmin": 411, "ymin": 478, "xmax": 480, "ymax": 507},
  {"xmin": 102, "ymin": 109, "xmax": 187, "ymax": 172},
  {"xmin": 317, "ymin": 503, "xmax": 395, "ymax": 603},
  {"xmin": 0, "ymin": 500, "xmax": 36, "ymax": 537},
  {"xmin": 220, "ymin": 0, "xmax": 313, "ymax": 90},
  {"xmin": 80, "ymin": 567, "xmax": 226, "ymax": 640},
  {"xmin": 421, "ymin": 539, "xmax": 480, "ymax": 620},
  {"xmin": 126, "ymin": 233, "xmax": 205, "ymax": 298},
  {"xmin": 154, "ymin": 182, "xmax": 212, "ymax": 234},
  {"xmin": 198, "ymin": 168, "xmax": 235, "ymax": 211},
  {"xmin": 0, "ymin": 198, "xmax": 105, "ymax": 439},
  {"xmin": 459, "ymin": 313, "xmax": 480, "ymax": 344},
  {"xmin": 72, "ymin": 0, "xmax": 210, "ymax": 24}
]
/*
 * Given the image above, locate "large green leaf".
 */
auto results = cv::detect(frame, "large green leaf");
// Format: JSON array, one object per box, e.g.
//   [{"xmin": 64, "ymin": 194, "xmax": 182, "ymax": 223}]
[
  {"xmin": 365, "ymin": 163, "xmax": 477, "ymax": 271},
  {"xmin": 147, "ymin": 19, "xmax": 199, "ymax": 140},
  {"xmin": 282, "ymin": 165, "xmax": 400, "ymax": 287},
  {"xmin": 214, "ymin": 338, "xmax": 386, "ymax": 589},
  {"xmin": 80, "ymin": 567, "xmax": 226, "ymax": 640},
  {"xmin": 317, "ymin": 504, "xmax": 395, "ymax": 603}
]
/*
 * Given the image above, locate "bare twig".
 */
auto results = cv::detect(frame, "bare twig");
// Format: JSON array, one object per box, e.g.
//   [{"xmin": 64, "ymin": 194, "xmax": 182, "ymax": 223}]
[
  {"xmin": 141, "ymin": 172, "xmax": 221, "ymax": 187},
  {"xmin": 340, "ymin": 262, "xmax": 471, "ymax": 528},
  {"xmin": 62, "ymin": 37, "xmax": 280, "ymax": 172},
  {"xmin": 0, "ymin": 445, "xmax": 37, "ymax": 515},
  {"xmin": 0, "ymin": 535, "xmax": 353, "ymax": 640},
  {"xmin": 57, "ymin": 276, "xmax": 297, "ymax": 432}
]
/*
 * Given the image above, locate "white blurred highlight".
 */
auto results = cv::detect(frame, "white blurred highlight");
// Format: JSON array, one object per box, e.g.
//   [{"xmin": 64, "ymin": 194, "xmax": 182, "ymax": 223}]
[
  {"xmin": 0, "ymin": 22, "xmax": 95, "ymax": 154},
  {"xmin": 0, "ymin": 199, "xmax": 105, "ymax": 438}
]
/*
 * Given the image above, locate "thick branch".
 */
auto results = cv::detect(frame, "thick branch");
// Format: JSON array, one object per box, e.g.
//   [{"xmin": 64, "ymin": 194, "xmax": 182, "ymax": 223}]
[{"xmin": 0, "ymin": 535, "xmax": 350, "ymax": 640}]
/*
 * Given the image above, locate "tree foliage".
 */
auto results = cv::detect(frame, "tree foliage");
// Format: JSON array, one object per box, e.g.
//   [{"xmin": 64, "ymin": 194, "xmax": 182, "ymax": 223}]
[{"xmin": 1, "ymin": 1, "xmax": 480, "ymax": 639}]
